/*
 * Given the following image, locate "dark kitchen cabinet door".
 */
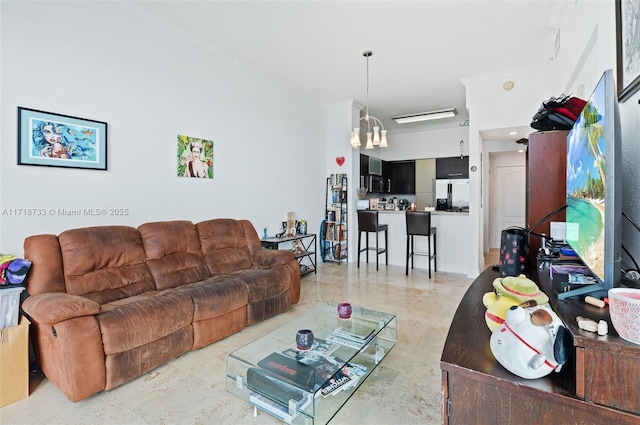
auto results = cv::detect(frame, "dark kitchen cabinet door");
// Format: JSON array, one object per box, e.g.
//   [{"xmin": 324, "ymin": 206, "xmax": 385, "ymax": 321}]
[
  {"xmin": 436, "ymin": 156, "xmax": 469, "ymax": 179},
  {"xmin": 392, "ymin": 160, "xmax": 415, "ymax": 194},
  {"xmin": 360, "ymin": 154, "xmax": 369, "ymax": 176},
  {"xmin": 382, "ymin": 160, "xmax": 392, "ymax": 192}
]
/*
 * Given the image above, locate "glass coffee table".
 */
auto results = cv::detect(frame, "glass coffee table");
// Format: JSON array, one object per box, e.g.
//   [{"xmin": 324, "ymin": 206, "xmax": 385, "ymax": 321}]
[{"xmin": 227, "ymin": 302, "xmax": 397, "ymax": 424}]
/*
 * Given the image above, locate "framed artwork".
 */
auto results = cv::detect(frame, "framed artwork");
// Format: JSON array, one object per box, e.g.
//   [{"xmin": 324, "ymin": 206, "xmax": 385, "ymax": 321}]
[
  {"xmin": 177, "ymin": 134, "xmax": 214, "ymax": 179},
  {"xmin": 616, "ymin": 0, "xmax": 640, "ymax": 101},
  {"xmin": 18, "ymin": 107, "xmax": 107, "ymax": 170},
  {"xmin": 369, "ymin": 198, "xmax": 379, "ymax": 210}
]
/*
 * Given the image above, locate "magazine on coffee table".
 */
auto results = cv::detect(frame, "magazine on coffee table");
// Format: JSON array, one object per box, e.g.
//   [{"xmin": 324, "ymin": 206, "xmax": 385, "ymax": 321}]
[
  {"xmin": 320, "ymin": 362, "xmax": 367, "ymax": 397},
  {"xmin": 282, "ymin": 338, "xmax": 344, "ymax": 387},
  {"xmin": 327, "ymin": 321, "xmax": 377, "ymax": 348}
]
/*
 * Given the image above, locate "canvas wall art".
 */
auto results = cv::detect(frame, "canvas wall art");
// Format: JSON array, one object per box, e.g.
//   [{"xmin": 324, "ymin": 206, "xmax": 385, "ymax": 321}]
[
  {"xmin": 616, "ymin": 0, "xmax": 640, "ymax": 101},
  {"xmin": 177, "ymin": 134, "xmax": 214, "ymax": 179}
]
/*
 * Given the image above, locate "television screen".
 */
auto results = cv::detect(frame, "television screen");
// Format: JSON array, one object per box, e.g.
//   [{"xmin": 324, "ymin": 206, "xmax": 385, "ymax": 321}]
[{"xmin": 563, "ymin": 69, "xmax": 621, "ymax": 298}]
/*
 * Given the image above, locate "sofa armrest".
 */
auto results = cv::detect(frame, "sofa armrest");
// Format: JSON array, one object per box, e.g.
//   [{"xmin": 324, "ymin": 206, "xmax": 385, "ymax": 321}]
[
  {"xmin": 22, "ymin": 292, "xmax": 100, "ymax": 325},
  {"xmin": 252, "ymin": 250, "xmax": 295, "ymax": 267}
]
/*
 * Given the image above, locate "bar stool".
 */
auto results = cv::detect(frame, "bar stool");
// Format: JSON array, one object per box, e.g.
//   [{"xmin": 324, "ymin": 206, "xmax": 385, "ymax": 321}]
[
  {"xmin": 405, "ymin": 211, "xmax": 437, "ymax": 278},
  {"xmin": 357, "ymin": 210, "xmax": 388, "ymax": 271}
]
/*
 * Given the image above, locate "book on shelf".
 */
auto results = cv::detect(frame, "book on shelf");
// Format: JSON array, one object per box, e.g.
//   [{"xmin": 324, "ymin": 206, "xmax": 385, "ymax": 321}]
[
  {"xmin": 325, "ymin": 223, "xmax": 346, "ymax": 241},
  {"xmin": 332, "ymin": 243, "xmax": 347, "ymax": 260},
  {"xmin": 329, "ymin": 173, "xmax": 346, "ymax": 187}
]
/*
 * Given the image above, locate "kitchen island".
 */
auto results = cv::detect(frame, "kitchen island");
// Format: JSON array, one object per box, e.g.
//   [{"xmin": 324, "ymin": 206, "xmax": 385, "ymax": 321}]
[{"xmin": 364, "ymin": 210, "xmax": 475, "ymax": 277}]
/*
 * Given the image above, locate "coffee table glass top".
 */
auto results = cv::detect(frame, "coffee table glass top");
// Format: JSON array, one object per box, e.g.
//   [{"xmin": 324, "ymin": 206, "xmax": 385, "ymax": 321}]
[{"xmin": 226, "ymin": 302, "xmax": 397, "ymax": 424}]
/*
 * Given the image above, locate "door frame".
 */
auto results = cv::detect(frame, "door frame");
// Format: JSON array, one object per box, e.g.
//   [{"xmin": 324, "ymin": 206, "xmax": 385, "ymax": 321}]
[{"xmin": 488, "ymin": 152, "xmax": 526, "ymax": 249}]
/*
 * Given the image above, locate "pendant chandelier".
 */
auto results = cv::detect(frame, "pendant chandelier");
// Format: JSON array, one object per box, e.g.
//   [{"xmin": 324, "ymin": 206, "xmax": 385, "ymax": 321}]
[{"xmin": 350, "ymin": 50, "xmax": 388, "ymax": 149}]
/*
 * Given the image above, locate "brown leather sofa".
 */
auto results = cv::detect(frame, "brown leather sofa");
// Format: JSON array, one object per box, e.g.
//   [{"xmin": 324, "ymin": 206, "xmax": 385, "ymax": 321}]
[{"xmin": 21, "ymin": 218, "xmax": 300, "ymax": 402}]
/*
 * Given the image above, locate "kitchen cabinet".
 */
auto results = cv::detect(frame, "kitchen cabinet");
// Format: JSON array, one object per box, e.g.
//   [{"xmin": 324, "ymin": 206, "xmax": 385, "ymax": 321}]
[
  {"xmin": 390, "ymin": 160, "xmax": 415, "ymax": 194},
  {"xmin": 382, "ymin": 160, "xmax": 393, "ymax": 193},
  {"xmin": 415, "ymin": 159, "xmax": 435, "ymax": 209},
  {"xmin": 359, "ymin": 154, "xmax": 369, "ymax": 177},
  {"xmin": 436, "ymin": 156, "xmax": 469, "ymax": 179},
  {"xmin": 359, "ymin": 154, "xmax": 369, "ymax": 190}
]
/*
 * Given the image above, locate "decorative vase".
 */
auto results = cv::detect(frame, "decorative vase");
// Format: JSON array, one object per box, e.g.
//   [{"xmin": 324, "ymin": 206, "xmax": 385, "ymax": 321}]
[
  {"xmin": 296, "ymin": 329, "xmax": 314, "ymax": 351},
  {"xmin": 337, "ymin": 302, "xmax": 352, "ymax": 319}
]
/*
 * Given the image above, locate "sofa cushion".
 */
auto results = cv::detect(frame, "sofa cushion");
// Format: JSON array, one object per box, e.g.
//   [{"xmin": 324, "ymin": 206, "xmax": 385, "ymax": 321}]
[
  {"xmin": 23, "ymin": 234, "xmax": 66, "ymax": 295},
  {"xmin": 58, "ymin": 226, "xmax": 156, "ymax": 304},
  {"xmin": 171, "ymin": 277, "xmax": 248, "ymax": 322},
  {"xmin": 225, "ymin": 266, "xmax": 291, "ymax": 303},
  {"xmin": 197, "ymin": 219, "xmax": 253, "ymax": 274},
  {"xmin": 138, "ymin": 221, "xmax": 210, "ymax": 290},
  {"xmin": 98, "ymin": 290, "xmax": 194, "ymax": 355}
]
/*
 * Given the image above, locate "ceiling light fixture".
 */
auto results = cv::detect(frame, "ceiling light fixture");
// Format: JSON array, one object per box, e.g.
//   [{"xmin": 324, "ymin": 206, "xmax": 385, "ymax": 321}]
[
  {"xmin": 393, "ymin": 108, "xmax": 457, "ymax": 124},
  {"xmin": 351, "ymin": 50, "xmax": 388, "ymax": 149}
]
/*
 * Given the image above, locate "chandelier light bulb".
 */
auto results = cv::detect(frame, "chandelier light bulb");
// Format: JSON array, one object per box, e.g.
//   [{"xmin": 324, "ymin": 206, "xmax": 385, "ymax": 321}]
[
  {"xmin": 351, "ymin": 129, "xmax": 361, "ymax": 148},
  {"xmin": 365, "ymin": 132, "xmax": 374, "ymax": 149},
  {"xmin": 373, "ymin": 126, "xmax": 381, "ymax": 146},
  {"xmin": 379, "ymin": 130, "xmax": 388, "ymax": 148}
]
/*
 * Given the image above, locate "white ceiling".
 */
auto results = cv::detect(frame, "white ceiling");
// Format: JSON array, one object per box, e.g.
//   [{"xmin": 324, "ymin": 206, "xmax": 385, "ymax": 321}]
[{"xmin": 132, "ymin": 0, "xmax": 562, "ymax": 135}]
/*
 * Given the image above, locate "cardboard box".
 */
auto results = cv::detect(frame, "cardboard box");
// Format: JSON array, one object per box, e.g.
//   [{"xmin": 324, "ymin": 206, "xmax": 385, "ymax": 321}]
[{"xmin": 0, "ymin": 315, "xmax": 29, "ymax": 407}]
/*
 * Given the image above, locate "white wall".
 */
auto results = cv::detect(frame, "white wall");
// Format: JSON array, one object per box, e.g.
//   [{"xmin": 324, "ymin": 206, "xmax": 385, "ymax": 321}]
[
  {"xmin": 463, "ymin": 67, "xmax": 549, "ymax": 274},
  {"xmin": 0, "ymin": 2, "xmax": 327, "ymax": 254}
]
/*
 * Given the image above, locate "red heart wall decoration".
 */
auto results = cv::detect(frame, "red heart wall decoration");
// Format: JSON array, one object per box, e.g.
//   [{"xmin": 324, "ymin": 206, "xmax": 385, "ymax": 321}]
[{"xmin": 336, "ymin": 156, "xmax": 345, "ymax": 167}]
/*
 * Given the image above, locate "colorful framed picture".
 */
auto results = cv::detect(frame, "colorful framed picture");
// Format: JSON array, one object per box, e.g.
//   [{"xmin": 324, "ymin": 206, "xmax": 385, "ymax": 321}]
[
  {"xmin": 177, "ymin": 134, "xmax": 214, "ymax": 179},
  {"xmin": 17, "ymin": 107, "xmax": 107, "ymax": 170},
  {"xmin": 616, "ymin": 0, "xmax": 640, "ymax": 102}
]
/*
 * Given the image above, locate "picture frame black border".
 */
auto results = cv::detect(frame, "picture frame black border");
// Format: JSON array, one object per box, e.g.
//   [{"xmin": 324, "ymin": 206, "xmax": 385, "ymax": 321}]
[
  {"xmin": 17, "ymin": 106, "xmax": 108, "ymax": 170},
  {"xmin": 616, "ymin": 1, "xmax": 640, "ymax": 102}
]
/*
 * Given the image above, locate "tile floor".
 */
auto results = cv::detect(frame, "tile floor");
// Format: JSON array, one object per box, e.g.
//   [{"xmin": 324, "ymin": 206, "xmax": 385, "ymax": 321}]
[{"xmin": 0, "ymin": 260, "xmax": 483, "ymax": 425}]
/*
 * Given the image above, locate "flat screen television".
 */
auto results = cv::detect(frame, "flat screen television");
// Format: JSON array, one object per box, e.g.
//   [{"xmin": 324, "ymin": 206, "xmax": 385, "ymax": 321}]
[{"xmin": 560, "ymin": 69, "xmax": 622, "ymax": 300}]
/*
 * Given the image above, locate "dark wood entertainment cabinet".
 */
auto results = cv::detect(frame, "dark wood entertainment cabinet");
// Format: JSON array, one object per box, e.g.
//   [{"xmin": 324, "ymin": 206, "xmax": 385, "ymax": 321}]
[
  {"xmin": 441, "ymin": 267, "xmax": 640, "ymax": 424},
  {"xmin": 526, "ymin": 130, "xmax": 568, "ymax": 268}
]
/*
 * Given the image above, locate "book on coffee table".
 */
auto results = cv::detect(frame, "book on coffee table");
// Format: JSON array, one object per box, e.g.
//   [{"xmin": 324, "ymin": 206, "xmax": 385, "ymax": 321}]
[
  {"xmin": 257, "ymin": 352, "xmax": 316, "ymax": 391},
  {"xmin": 246, "ymin": 367, "xmax": 312, "ymax": 407},
  {"xmin": 328, "ymin": 321, "xmax": 376, "ymax": 348}
]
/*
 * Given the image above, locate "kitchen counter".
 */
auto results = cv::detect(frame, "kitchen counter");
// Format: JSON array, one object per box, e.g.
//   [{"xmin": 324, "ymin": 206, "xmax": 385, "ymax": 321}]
[
  {"xmin": 363, "ymin": 209, "xmax": 474, "ymax": 276},
  {"xmin": 378, "ymin": 210, "xmax": 469, "ymax": 215}
]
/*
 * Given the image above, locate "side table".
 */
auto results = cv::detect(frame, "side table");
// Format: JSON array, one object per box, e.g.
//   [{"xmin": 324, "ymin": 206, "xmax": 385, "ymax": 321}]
[{"xmin": 261, "ymin": 233, "xmax": 317, "ymax": 276}]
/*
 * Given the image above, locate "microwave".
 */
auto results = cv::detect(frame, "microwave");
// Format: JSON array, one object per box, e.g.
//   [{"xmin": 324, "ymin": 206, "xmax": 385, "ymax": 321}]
[{"xmin": 369, "ymin": 175, "xmax": 385, "ymax": 193}]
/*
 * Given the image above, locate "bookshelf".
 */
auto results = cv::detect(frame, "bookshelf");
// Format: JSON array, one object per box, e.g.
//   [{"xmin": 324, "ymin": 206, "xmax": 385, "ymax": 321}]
[{"xmin": 324, "ymin": 174, "xmax": 348, "ymax": 263}]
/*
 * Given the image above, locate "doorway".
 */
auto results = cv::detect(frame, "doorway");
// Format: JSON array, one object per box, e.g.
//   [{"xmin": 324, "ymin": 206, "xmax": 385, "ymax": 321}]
[{"xmin": 489, "ymin": 153, "xmax": 526, "ymax": 249}]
